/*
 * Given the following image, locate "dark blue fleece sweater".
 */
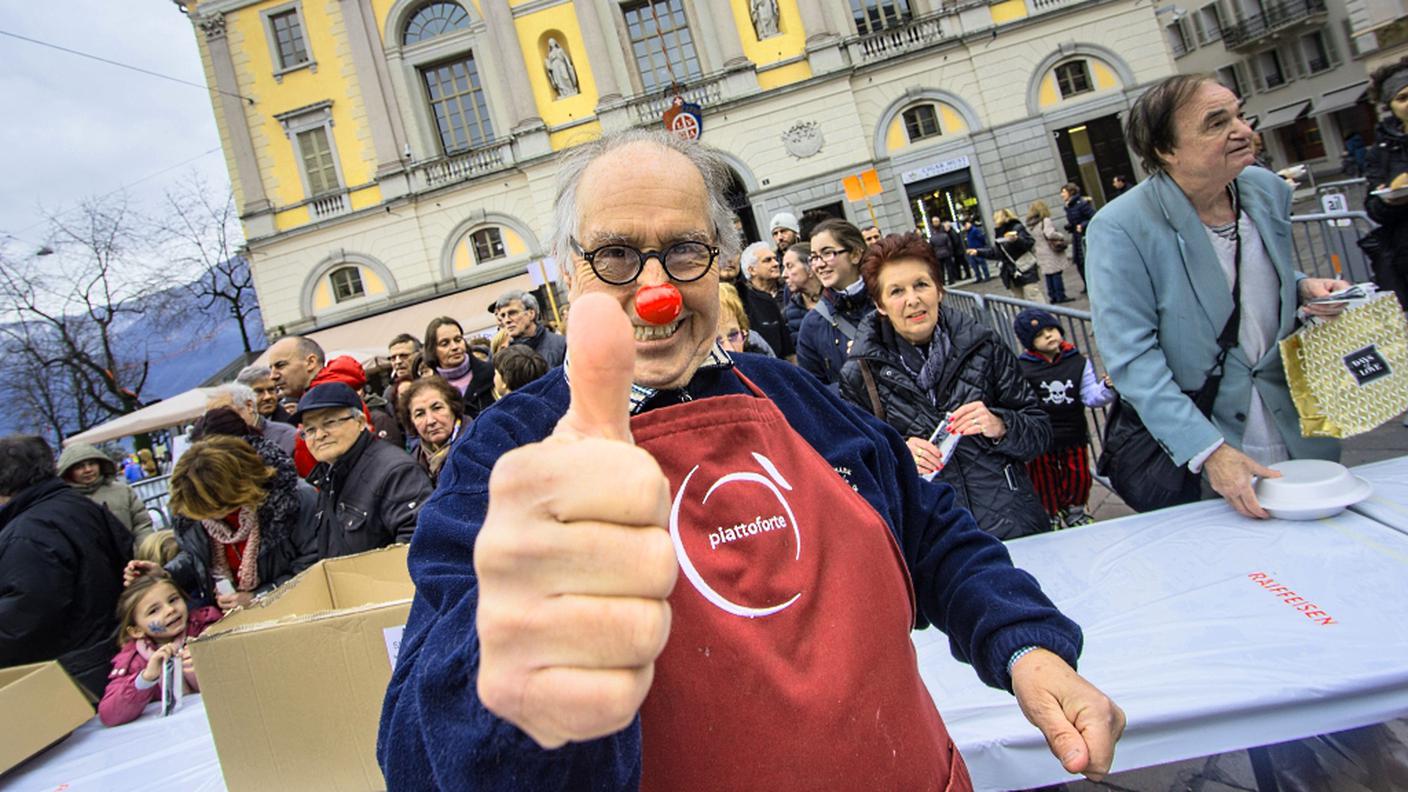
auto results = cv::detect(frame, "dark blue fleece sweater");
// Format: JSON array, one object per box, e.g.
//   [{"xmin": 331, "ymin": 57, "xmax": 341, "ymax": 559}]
[{"xmin": 377, "ymin": 353, "xmax": 1082, "ymax": 790}]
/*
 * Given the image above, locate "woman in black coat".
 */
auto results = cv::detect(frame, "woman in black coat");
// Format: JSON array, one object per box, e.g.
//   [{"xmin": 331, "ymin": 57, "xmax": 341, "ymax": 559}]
[
  {"xmin": 840, "ymin": 232, "xmax": 1052, "ymax": 540},
  {"xmin": 1364, "ymin": 57, "xmax": 1408, "ymax": 312},
  {"xmin": 968, "ymin": 209, "xmax": 1042, "ymax": 303},
  {"xmin": 127, "ymin": 434, "xmax": 319, "ymax": 612}
]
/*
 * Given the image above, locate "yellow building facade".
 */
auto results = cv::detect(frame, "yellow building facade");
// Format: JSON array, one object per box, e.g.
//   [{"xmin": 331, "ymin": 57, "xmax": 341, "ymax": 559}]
[{"xmin": 181, "ymin": 0, "xmax": 1174, "ymax": 344}]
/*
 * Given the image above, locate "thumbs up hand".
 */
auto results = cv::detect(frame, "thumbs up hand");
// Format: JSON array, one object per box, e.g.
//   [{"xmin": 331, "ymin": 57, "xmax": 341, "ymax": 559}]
[{"xmin": 475, "ymin": 293, "xmax": 678, "ymax": 749}]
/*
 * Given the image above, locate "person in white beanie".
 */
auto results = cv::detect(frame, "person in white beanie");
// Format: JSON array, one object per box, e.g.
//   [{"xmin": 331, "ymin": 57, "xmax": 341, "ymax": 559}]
[{"xmin": 769, "ymin": 211, "xmax": 799, "ymax": 256}]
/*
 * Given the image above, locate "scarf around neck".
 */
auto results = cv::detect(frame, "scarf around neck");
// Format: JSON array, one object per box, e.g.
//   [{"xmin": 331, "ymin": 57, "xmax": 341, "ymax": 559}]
[
  {"xmin": 203, "ymin": 505, "xmax": 262, "ymax": 592},
  {"xmin": 890, "ymin": 315, "xmax": 953, "ymax": 405}
]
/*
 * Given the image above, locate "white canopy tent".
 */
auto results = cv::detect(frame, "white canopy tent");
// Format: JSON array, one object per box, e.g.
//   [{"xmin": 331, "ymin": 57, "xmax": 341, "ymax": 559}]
[{"xmin": 61, "ymin": 347, "xmax": 386, "ymax": 447}]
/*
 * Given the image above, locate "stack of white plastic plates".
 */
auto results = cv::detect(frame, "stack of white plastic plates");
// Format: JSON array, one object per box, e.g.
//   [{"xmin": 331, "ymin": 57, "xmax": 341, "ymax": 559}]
[{"xmin": 1254, "ymin": 459, "xmax": 1373, "ymax": 521}]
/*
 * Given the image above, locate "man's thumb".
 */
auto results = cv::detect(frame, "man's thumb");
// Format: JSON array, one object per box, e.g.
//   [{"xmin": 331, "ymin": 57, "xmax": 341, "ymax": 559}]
[
  {"xmin": 1038, "ymin": 713, "xmax": 1090, "ymax": 774},
  {"xmin": 554, "ymin": 292, "xmax": 635, "ymax": 443}
]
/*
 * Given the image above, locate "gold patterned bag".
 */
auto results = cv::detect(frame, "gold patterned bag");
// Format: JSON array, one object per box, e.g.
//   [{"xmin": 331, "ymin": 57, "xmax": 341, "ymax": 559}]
[{"xmin": 1280, "ymin": 292, "xmax": 1408, "ymax": 438}]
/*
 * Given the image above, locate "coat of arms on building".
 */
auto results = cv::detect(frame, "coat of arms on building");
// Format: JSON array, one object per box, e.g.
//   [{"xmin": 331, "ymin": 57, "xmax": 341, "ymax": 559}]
[
  {"xmin": 663, "ymin": 96, "xmax": 703, "ymax": 141},
  {"xmin": 781, "ymin": 121, "xmax": 824, "ymax": 159}
]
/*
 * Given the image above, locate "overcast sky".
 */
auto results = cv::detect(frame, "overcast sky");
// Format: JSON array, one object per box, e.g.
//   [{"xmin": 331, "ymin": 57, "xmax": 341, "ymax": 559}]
[{"xmin": 0, "ymin": 2, "xmax": 230, "ymax": 259}]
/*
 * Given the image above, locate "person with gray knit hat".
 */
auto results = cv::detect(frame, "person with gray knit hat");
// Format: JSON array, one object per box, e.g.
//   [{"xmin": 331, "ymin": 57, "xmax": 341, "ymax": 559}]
[
  {"xmin": 769, "ymin": 210, "xmax": 799, "ymax": 255},
  {"xmin": 58, "ymin": 443, "xmax": 154, "ymax": 542}
]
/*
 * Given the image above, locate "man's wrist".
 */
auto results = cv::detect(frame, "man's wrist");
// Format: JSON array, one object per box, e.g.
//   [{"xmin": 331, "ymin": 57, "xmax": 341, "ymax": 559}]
[{"xmin": 1008, "ymin": 645, "xmax": 1041, "ymax": 677}]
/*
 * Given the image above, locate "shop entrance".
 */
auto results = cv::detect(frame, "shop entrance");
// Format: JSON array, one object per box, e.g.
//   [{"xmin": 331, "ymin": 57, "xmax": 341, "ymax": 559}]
[
  {"xmin": 905, "ymin": 169, "xmax": 983, "ymax": 233},
  {"xmin": 1054, "ymin": 114, "xmax": 1134, "ymax": 209}
]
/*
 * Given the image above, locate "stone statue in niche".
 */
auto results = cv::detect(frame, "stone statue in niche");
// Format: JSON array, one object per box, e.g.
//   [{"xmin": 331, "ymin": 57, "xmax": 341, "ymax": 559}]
[
  {"xmin": 545, "ymin": 38, "xmax": 579, "ymax": 99},
  {"xmin": 750, "ymin": 0, "xmax": 780, "ymax": 39}
]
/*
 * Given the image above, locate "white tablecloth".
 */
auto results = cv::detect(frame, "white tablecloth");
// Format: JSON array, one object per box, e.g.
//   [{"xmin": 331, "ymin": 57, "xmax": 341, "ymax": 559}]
[
  {"xmin": 916, "ymin": 498, "xmax": 1408, "ymax": 791},
  {"xmin": 1350, "ymin": 457, "xmax": 1408, "ymax": 535},
  {"xmin": 9, "ymin": 481, "xmax": 1408, "ymax": 792},
  {"xmin": 4, "ymin": 695, "xmax": 225, "ymax": 791}
]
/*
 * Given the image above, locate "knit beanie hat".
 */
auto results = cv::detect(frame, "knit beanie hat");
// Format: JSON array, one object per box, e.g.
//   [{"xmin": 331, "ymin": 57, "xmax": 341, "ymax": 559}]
[
  {"xmin": 769, "ymin": 211, "xmax": 799, "ymax": 234},
  {"xmin": 1013, "ymin": 308, "xmax": 1062, "ymax": 351}
]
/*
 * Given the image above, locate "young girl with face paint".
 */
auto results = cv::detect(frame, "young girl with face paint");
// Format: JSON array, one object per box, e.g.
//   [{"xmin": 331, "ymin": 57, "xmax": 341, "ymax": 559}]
[{"xmin": 97, "ymin": 570, "xmax": 224, "ymax": 726}]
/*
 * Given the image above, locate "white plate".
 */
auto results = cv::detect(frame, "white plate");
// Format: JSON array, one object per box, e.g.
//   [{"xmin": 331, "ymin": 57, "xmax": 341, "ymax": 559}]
[
  {"xmin": 1371, "ymin": 186, "xmax": 1408, "ymax": 201},
  {"xmin": 1255, "ymin": 460, "xmax": 1373, "ymax": 521}
]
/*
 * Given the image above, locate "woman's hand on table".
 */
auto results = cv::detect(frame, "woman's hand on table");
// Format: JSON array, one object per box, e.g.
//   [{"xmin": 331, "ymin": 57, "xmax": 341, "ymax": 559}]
[
  {"xmin": 949, "ymin": 401, "xmax": 1006, "ymax": 440},
  {"xmin": 218, "ymin": 586, "xmax": 254, "ymax": 611},
  {"xmin": 1298, "ymin": 278, "xmax": 1353, "ymax": 318},
  {"xmin": 906, "ymin": 437, "xmax": 944, "ymax": 475},
  {"xmin": 1011, "ymin": 648, "xmax": 1126, "ymax": 781},
  {"xmin": 1204, "ymin": 445, "xmax": 1280, "ymax": 519}
]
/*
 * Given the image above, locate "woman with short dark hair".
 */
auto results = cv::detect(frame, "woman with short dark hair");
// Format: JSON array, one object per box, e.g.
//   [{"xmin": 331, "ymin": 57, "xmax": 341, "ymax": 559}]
[
  {"xmin": 397, "ymin": 376, "xmax": 465, "ymax": 486},
  {"xmin": 1087, "ymin": 74, "xmax": 1348, "ymax": 517},
  {"xmin": 839, "ymin": 232, "xmax": 1051, "ymax": 540}
]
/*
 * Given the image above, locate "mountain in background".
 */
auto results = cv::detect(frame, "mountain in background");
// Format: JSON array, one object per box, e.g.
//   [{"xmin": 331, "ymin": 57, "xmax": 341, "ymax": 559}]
[{"xmin": 0, "ymin": 258, "xmax": 265, "ymax": 437}]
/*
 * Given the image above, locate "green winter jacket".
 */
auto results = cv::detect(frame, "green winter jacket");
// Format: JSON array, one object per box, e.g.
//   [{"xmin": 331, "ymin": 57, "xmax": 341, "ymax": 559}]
[{"xmin": 57, "ymin": 443, "xmax": 155, "ymax": 543}]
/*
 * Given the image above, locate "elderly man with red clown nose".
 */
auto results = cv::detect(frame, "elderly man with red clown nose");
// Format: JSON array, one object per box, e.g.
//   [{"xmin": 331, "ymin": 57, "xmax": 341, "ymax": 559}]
[{"xmin": 377, "ymin": 128, "xmax": 1125, "ymax": 790}]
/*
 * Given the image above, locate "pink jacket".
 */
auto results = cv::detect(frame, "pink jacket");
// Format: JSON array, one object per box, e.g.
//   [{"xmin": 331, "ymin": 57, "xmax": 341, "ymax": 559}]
[{"xmin": 97, "ymin": 606, "xmax": 223, "ymax": 726}]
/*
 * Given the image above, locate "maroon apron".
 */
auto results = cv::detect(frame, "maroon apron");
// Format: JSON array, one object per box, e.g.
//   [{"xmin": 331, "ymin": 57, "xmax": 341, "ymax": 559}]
[{"xmin": 632, "ymin": 371, "xmax": 971, "ymax": 791}]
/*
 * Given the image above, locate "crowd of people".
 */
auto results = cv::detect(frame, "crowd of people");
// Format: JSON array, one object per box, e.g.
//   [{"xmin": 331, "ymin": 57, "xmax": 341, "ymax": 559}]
[{"xmin": 1, "ymin": 62, "xmax": 1407, "ymax": 788}]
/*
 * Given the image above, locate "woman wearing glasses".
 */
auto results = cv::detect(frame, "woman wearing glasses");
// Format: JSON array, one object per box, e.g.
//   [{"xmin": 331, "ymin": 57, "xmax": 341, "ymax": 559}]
[
  {"xmin": 423, "ymin": 316, "xmax": 496, "ymax": 419},
  {"xmin": 840, "ymin": 232, "xmax": 1052, "ymax": 540},
  {"xmin": 796, "ymin": 219, "xmax": 875, "ymax": 388},
  {"xmin": 125, "ymin": 435, "xmax": 319, "ymax": 612}
]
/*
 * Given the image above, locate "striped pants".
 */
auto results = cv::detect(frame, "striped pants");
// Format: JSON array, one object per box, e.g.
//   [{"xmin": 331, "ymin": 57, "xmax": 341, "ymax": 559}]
[{"xmin": 1026, "ymin": 444, "xmax": 1092, "ymax": 516}]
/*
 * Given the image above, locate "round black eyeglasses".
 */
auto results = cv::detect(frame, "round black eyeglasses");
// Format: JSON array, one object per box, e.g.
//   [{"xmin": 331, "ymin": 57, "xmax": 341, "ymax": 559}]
[{"xmin": 570, "ymin": 237, "xmax": 720, "ymax": 286}]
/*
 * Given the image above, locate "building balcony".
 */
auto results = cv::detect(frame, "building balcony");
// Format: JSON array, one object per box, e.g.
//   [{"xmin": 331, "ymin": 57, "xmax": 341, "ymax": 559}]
[
  {"xmin": 1222, "ymin": 0, "xmax": 1328, "ymax": 50},
  {"xmin": 627, "ymin": 76, "xmax": 725, "ymax": 127},
  {"xmin": 309, "ymin": 191, "xmax": 349, "ymax": 220},
  {"xmin": 847, "ymin": 11, "xmax": 951, "ymax": 64},
  {"xmin": 410, "ymin": 139, "xmax": 517, "ymax": 191},
  {"xmin": 1026, "ymin": 0, "xmax": 1091, "ymax": 13}
]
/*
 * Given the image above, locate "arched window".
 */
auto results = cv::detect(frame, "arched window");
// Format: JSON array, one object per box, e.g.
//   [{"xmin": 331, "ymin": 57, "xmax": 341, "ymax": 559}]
[
  {"xmin": 404, "ymin": 1, "xmax": 470, "ymax": 46},
  {"xmin": 902, "ymin": 105, "xmax": 940, "ymax": 142},
  {"xmin": 329, "ymin": 266, "xmax": 366, "ymax": 302}
]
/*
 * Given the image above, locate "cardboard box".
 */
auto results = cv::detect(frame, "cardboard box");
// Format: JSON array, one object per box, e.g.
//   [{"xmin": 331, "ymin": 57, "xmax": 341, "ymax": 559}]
[
  {"xmin": 189, "ymin": 544, "xmax": 414, "ymax": 792},
  {"xmin": 0, "ymin": 661, "xmax": 95, "ymax": 774}
]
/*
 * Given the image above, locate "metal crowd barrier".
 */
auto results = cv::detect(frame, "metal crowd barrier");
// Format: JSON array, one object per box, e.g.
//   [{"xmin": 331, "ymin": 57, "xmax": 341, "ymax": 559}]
[
  {"xmin": 1287, "ymin": 211, "xmax": 1375, "ymax": 283},
  {"xmin": 943, "ymin": 290, "xmax": 1111, "ymax": 466},
  {"xmin": 133, "ymin": 474, "xmax": 172, "ymax": 530},
  {"xmin": 944, "ymin": 208, "xmax": 1379, "ymax": 482}
]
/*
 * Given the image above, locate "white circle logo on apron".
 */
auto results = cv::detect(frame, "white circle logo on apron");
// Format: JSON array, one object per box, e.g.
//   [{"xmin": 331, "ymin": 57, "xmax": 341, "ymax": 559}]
[{"xmin": 669, "ymin": 452, "xmax": 803, "ymax": 618}]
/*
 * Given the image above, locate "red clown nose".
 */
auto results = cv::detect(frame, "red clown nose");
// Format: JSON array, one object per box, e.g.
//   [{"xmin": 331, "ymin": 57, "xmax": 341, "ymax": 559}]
[{"xmin": 635, "ymin": 283, "xmax": 683, "ymax": 325}]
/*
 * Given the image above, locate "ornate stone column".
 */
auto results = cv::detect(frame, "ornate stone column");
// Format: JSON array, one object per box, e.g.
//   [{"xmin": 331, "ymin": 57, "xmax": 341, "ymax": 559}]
[
  {"xmin": 198, "ymin": 13, "xmax": 271, "ymax": 216},
  {"xmin": 796, "ymin": 0, "xmax": 847, "ymax": 73},
  {"xmin": 574, "ymin": 0, "xmax": 623, "ymax": 105},
  {"xmin": 339, "ymin": 0, "xmax": 408, "ymax": 181},
  {"xmin": 479, "ymin": 0, "xmax": 543, "ymax": 132}
]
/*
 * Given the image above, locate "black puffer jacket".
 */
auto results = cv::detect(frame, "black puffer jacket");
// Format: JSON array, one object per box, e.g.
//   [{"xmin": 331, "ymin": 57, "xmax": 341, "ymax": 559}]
[
  {"xmin": 840, "ymin": 306, "xmax": 1052, "ymax": 540},
  {"xmin": 167, "ymin": 438, "xmax": 320, "ymax": 607},
  {"xmin": 308, "ymin": 431, "xmax": 433, "ymax": 559},
  {"xmin": 1364, "ymin": 117, "xmax": 1408, "ymax": 311},
  {"xmin": 0, "ymin": 478, "xmax": 132, "ymax": 696}
]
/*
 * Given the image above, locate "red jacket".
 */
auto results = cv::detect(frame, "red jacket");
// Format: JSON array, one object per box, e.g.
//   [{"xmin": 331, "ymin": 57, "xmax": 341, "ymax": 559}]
[
  {"xmin": 97, "ymin": 606, "xmax": 223, "ymax": 726},
  {"xmin": 292, "ymin": 356, "xmax": 374, "ymax": 477}
]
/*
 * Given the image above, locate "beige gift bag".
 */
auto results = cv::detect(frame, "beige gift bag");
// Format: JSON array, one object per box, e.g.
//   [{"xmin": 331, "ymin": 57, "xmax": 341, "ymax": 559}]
[{"xmin": 1280, "ymin": 292, "xmax": 1408, "ymax": 438}]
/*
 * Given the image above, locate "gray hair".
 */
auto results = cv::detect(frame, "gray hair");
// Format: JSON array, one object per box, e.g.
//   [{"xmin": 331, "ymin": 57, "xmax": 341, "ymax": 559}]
[
  {"xmin": 495, "ymin": 289, "xmax": 539, "ymax": 314},
  {"xmin": 739, "ymin": 241, "xmax": 773, "ymax": 276},
  {"xmin": 210, "ymin": 382, "xmax": 256, "ymax": 410},
  {"xmin": 235, "ymin": 365, "xmax": 272, "ymax": 386},
  {"xmin": 550, "ymin": 129, "xmax": 743, "ymax": 275}
]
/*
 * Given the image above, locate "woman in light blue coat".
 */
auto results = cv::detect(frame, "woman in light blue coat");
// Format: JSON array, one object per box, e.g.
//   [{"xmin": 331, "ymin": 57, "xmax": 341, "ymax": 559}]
[{"xmin": 1086, "ymin": 75, "xmax": 1348, "ymax": 519}]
